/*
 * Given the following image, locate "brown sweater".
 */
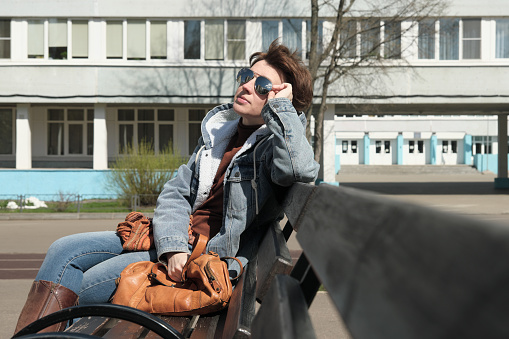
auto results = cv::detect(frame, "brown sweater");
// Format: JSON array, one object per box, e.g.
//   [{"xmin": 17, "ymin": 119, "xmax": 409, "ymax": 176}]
[{"xmin": 190, "ymin": 120, "xmax": 261, "ymax": 244}]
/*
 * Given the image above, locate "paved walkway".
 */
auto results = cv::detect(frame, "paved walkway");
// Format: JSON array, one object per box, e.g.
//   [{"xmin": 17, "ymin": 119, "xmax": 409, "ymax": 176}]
[{"xmin": 2, "ymin": 168, "xmax": 508, "ymax": 338}]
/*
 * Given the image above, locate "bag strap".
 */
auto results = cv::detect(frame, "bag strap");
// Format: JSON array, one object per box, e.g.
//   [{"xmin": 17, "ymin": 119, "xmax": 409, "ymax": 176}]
[
  {"xmin": 189, "ymin": 233, "xmax": 209, "ymax": 262},
  {"xmin": 221, "ymin": 256, "xmax": 244, "ymax": 281},
  {"xmin": 181, "ymin": 233, "xmax": 209, "ymax": 281},
  {"xmin": 149, "ymin": 263, "xmax": 175, "ymax": 287},
  {"xmin": 182, "ymin": 234, "xmax": 245, "ymax": 282}
]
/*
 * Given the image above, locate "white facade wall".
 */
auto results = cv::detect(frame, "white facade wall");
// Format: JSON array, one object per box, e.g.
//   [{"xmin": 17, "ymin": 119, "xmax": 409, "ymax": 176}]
[{"xmin": 1, "ymin": 0, "xmax": 509, "ymax": 183}]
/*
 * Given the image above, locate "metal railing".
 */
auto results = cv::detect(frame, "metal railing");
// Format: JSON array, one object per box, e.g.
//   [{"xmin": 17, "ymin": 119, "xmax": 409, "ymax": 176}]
[{"xmin": 0, "ymin": 193, "xmax": 159, "ymax": 214}]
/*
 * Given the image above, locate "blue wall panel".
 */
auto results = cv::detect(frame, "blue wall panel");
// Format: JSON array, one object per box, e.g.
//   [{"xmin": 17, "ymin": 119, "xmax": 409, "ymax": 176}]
[{"xmin": 0, "ymin": 170, "xmax": 113, "ymax": 198}]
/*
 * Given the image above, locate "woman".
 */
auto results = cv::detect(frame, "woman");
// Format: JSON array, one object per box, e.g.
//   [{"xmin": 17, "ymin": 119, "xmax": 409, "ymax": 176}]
[{"xmin": 14, "ymin": 40, "xmax": 319, "ymax": 334}]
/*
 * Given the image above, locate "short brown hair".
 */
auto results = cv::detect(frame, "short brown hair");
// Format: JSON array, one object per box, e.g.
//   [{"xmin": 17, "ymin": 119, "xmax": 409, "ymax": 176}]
[{"xmin": 249, "ymin": 40, "xmax": 313, "ymax": 112}]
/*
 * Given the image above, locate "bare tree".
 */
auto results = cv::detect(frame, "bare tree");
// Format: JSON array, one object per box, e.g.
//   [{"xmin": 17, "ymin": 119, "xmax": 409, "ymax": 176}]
[{"xmin": 307, "ymin": 0, "xmax": 448, "ymax": 163}]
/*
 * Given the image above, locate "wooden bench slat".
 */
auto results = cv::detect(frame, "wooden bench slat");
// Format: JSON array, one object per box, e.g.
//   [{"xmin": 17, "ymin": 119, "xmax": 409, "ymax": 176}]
[
  {"xmin": 102, "ymin": 319, "xmax": 147, "ymax": 338},
  {"xmin": 156, "ymin": 315, "xmax": 192, "ymax": 338},
  {"xmin": 66, "ymin": 316, "xmax": 111, "ymax": 335},
  {"xmin": 221, "ymin": 257, "xmax": 257, "ymax": 339},
  {"xmin": 251, "ymin": 274, "xmax": 316, "ymax": 339},
  {"xmin": 255, "ymin": 223, "xmax": 293, "ymax": 302},
  {"xmin": 296, "ymin": 183, "xmax": 509, "ymax": 339},
  {"xmin": 190, "ymin": 314, "xmax": 221, "ymax": 339}
]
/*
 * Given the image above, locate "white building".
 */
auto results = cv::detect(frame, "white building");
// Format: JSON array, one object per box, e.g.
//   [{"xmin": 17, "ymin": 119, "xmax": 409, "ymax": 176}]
[
  {"xmin": 0, "ymin": 0, "xmax": 508, "ymax": 196},
  {"xmin": 334, "ymin": 115, "xmax": 501, "ymax": 172}
]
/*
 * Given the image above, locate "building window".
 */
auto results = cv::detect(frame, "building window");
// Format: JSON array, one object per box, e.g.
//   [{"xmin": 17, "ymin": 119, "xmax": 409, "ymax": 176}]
[
  {"xmin": 442, "ymin": 140, "xmax": 458, "ymax": 154},
  {"xmin": 462, "ymin": 19, "xmax": 481, "ymax": 59},
  {"xmin": 72, "ymin": 20, "xmax": 88, "ymax": 59},
  {"xmin": 28, "ymin": 20, "xmax": 44, "ymax": 58},
  {"xmin": 439, "ymin": 18, "xmax": 459, "ymax": 60},
  {"xmin": 184, "ymin": 20, "xmax": 201, "ymax": 59},
  {"xmin": 262, "ymin": 21, "xmax": 278, "ymax": 51},
  {"xmin": 227, "ymin": 20, "xmax": 246, "ymax": 60},
  {"xmin": 384, "ymin": 21, "xmax": 401, "ymax": 59},
  {"xmin": 361, "ymin": 19, "xmax": 380, "ymax": 58},
  {"xmin": 118, "ymin": 108, "xmax": 175, "ymax": 154},
  {"xmin": 47, "ymin": 108, "xmax": 93, "ymax": 156},
  {"xmin": 262, "ymin": 19, "xmax": 303, "ymax": 54},
  {"xmin": 496, "ymin": 19, "xmax": 509, "ymax": 58},
  {"xmin": 158, "ymin": 109, "xmax": 174, "ymax": 152},
  {"xmin": 473, "ymin": 136, "xmax": 493, "ymax": 154},
  {"xmin": 48, "ymin": 109, "xmax": 65, "ymax": 155},
  {"xmin": 351, "ymin": 140, "xmax": 358, "ymax": 153},
  {"xmin": 409, "ymin": 140, "xmax": 424, "ymax": 153},
  {"xmin": 418, "ymin": 19, "xmax": 436, "ymax": 59},
  {"xmin": 118, "ymin": 109, "xmax": 134, "ymax": 152},
  {"xmin": 205, "ymin": 20, "xmax": 224, "ymax": 60},
  {"xmin": 442, "ymin": 140, "xmax": 448, "ymax": 153},
  {"xmin": 417, "ymin": 140, "xmax": 424, "ymax": 153},
  {"xmin": 184, "ymin": 20, "xmax": 246, "ymax": 61},
  {"xmin": 150, "ymin": 21, "xmax": 167, "ymax": 59},
  {"xmin": 384, "ymin": 141, "xmax": 391, "ymax": 153},
  {"xmin": 137, "ymin": 109, "xmax": 154, "ymax": 146},
  {"xmin": 341, "ymin": 140, "xmax": 358, "ymax": 154},
  {"xmin": 107, "ymin": 21, "xmax": 123, "ymax": 59},
  {"xmin": 49, "ymin": 19, "xmax": 67, "ymax": 59},
  {"xmin": 0, "ymin": 108, "xmax": 13, "ymax": 154},
  {"xmin": 451, "ymin": 140, "xmax": 457, "ymax": 153},
  {"xmin": 189, "ymin": 109, "xmax": 206, "ymax": 154},
  {"xmin": 283, "ymin": 19, "xmax": 303, "ymax": 55},
  {"xmin": 127, "ymin": 20, "xmax": 146, "ymax": 60},
  {"xmin": 0, "ymin": 19, "xmax": 11, "ymax": 59},
  {"xmin": 28, "ymin": 19, "xmax": 88, "ymax": 59},
  {"xmin": 376, "ymin": 141, "xmax": 391, "ymax": 153},
  {"xmin": 341, "ymin": 20, "xmax": 358, "ymax": 58},
  {"xmin": 86, "ymin": 109, "xmax": 93, "ymax": 155},
  {"xmin": 376, "ymin": 140, "xmax": 390, "ymax": 153}
]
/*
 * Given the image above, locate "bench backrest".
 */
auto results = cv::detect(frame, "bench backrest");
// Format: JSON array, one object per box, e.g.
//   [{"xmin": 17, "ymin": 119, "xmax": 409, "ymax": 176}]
[{"xmin": 284, "ymin": 183, "xmax": 509, "ymax": 339}]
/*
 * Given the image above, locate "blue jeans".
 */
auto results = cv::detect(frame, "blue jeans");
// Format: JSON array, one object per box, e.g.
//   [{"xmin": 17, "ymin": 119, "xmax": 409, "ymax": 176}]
[{"xmin": 35, "ymin": 231, "xmax": 157, "ymax": 304}]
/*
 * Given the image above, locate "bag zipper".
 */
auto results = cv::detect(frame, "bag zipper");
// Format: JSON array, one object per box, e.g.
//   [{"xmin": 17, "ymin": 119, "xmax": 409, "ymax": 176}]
[{"xmin": 204, "ymin": 262, "xmax": 221, "ymax": 292}]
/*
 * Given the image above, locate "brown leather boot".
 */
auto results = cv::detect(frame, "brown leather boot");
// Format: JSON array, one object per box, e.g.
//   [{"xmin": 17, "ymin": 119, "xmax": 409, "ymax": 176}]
[{"xmin": 14, "ymin": 280, "xmax": 78, "ymax": 335}]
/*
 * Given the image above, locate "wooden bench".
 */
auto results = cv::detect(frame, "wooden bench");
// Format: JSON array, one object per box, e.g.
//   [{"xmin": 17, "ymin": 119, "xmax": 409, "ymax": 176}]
[
  {"xmin": 15, "ymin": 182, "xmax": 509, "ymax": 338},
  {"xmin": 13, "ymin": 204, "xmax": 295, "ymax": 338}
]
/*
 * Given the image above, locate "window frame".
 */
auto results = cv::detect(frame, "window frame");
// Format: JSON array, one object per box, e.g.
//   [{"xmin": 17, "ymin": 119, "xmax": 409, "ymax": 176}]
[
  {"xmin": 117, "ymin": 107, "xmax": 176, "ymax": 155},
  {"xmin": 0, "ymin": 19, "xmax": 11, "ymax": 59},
  {"xmin": 262, "ymin": 19, "xmax": 305, "ymax": 58},
  {"xmin": 46, "ymin": 108, "xmax": 93, "ymax": 156},
  {"xmin": 183, "ymin": 19, "xmax": 247, "ymax": 61},
  {"xmin": 28, "ymin": 18, "xmax": 90, "ymax": 60},
  {"xmin": 418, "ymin": 18, "xmax": 483, "ymax": 61},
  {"xmin": 0, "ymin": 108, "xmax": 14, "ymax": 155},
  {"xmin": 495, "ymin": 18, "xmax": 509, "ymax": 59},
  {"xmin": 188, "ymin": 108, "xmax": 206, "ymax": 155}
]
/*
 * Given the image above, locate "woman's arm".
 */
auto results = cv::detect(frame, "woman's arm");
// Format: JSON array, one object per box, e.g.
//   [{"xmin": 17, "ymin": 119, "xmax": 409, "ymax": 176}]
[
  {"xmin": 152, "ymin": 141, "xmax": 203, "ymax": 265},
  {"xmin": 261, "ymin": 88, "xmax": 319, "ymax": 186}
]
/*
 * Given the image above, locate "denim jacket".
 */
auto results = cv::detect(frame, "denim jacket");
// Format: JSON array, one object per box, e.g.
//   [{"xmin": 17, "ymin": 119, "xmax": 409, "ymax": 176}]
[{"xmin": 153, "ymin": 98, "xmax": 319, "ymax": 275}]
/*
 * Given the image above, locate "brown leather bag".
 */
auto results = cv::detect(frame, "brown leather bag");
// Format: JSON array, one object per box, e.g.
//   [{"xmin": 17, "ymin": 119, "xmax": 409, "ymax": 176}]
[
  {"xmin": 116, "ymin": 212, "xmax": 154, "ymax": 251},
  {"xmin": 111, "ymin": 234, "xmax": 243, "ymax": 316}
]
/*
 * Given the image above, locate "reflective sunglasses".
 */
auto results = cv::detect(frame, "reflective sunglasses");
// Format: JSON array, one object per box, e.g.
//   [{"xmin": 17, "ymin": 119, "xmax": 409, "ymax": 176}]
[{"xmin": 236, "ymin": 68, "xmax": 273, "ymax": 95}]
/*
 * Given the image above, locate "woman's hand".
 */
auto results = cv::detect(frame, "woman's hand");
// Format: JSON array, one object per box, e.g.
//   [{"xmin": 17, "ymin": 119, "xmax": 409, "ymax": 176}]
[
  {"xmin": 268, "ymin": 83, "xmax": 293, "ymax": 101},
  {"xmin": 166, "ymin": 252, "xmax": 190, "ymax": 282}
]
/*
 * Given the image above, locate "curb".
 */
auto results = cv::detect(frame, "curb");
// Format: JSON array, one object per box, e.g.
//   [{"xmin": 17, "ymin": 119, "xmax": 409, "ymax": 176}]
[{"xmin": 0, "ymin": 212, "xmax": 154, "ymax": 220}]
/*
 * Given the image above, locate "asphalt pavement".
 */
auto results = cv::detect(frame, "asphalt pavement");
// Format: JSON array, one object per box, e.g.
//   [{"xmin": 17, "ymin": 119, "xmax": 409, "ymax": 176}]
[{"xmin": 1, "ymin": 166, "xmax": 508, "ymax": 338}]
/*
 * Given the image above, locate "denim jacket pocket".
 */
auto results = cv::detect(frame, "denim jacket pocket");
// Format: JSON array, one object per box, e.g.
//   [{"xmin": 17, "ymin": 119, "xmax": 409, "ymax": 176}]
[{"xmin": 226, "ymin": 163, "xmax": 256, "ymax": 213}]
